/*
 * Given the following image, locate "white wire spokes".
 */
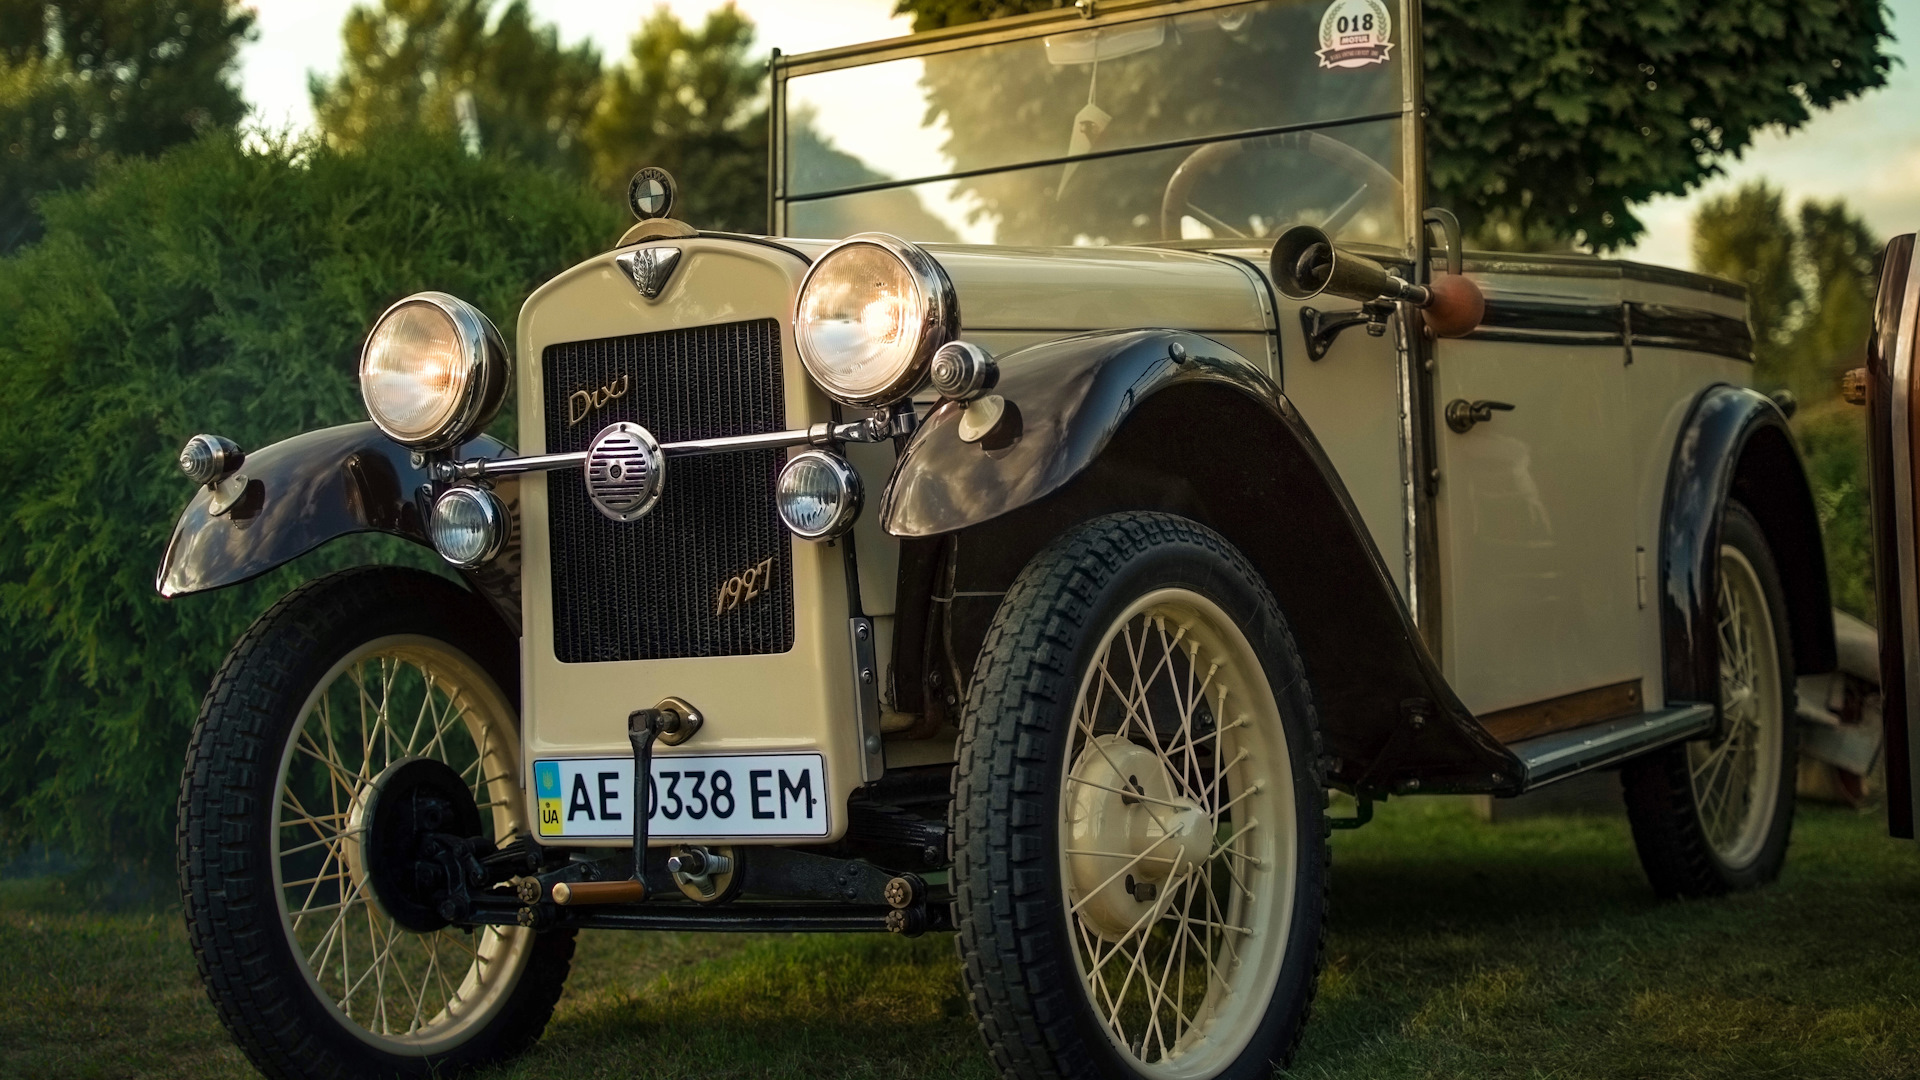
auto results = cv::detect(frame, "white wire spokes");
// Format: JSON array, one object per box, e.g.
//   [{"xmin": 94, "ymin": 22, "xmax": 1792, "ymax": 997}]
[
  {"xmin": 1066, "ymin": 607, "xmax": 1263, "ymax": 1067},
  {"xmin": 1689, "ymin": 551, "xmax": 1781, "ymax": 862},
  {"xmin": 277, "ymin": 646, "xmax": 522, "ymax": 1043}
]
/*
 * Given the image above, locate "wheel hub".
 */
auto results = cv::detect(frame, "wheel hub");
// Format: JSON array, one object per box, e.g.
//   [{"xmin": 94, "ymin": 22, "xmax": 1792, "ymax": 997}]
[
  {"xmin": 1065, "ymin": 735, "xmax": 1214, "ymax": 940},
  {"xmin": 345, "ymin": 756, "xmax": 483, "ymax": 933}
]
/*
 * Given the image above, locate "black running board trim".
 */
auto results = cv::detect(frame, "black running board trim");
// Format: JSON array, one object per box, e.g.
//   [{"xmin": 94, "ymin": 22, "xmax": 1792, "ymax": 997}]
[{"xmin": 1511, "ymin": 703, "xmax": 1715, "ymax": 790}]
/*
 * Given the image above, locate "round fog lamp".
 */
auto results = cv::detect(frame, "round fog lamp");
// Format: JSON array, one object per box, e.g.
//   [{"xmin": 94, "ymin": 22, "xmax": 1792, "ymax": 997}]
[
  {"xmin": 430, "ymin": 487, "xmax": 507, "ymax": 568},
  {"xmin": 776, "ymin": 450, "xmax": 862, "ymax": 540}
]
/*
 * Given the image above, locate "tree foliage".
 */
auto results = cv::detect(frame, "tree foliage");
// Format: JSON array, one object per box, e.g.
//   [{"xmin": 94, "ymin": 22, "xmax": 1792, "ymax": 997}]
[
  {"xmin": 310, "ymin": 0, "xmax": 602, "ymax": 174},
  {"xmin": 894, "ymin": 0, "xmax": 1893, "ymax": 250},
  {"xmin": 1692, "ymin": 182, "xmax": 1881, "ymax": 621},
  {"xmin": 1693, "ymin": 182, "xmax": 1879, "ymax": 397},
  {"xmin": 588, "ymin": 6, "xmax": 767, "ymax": 231},
  {"xmin": 0, "ymin": 133, "xmax": 621, "ymax": 868},
  {"xmin": 0, "ymin": 0, "xmax": 254, "ymax": 250},
  {"xmin": 312, "ymin": 1, "xmax": 770, "ymax": 231}
]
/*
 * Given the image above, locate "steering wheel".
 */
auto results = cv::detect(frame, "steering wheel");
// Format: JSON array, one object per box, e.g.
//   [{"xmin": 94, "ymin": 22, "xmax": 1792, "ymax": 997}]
[{"xmin": 1159, "ymin": 130, "xmax": 1404, "ymax": 241}]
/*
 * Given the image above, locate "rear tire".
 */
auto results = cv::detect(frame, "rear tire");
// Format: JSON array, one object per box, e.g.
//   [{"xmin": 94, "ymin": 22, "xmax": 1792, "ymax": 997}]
[
  {"xmin": 178, "ymin": 567, "xmax": 575, "ymax": 1080},
  {"xmin": 953, "ymin": 513, "xmax": 1328, "ymax": 1080},
  {"xmin": 1623, "ymin": 502, "xmax": 1798, "ymax": 898}
]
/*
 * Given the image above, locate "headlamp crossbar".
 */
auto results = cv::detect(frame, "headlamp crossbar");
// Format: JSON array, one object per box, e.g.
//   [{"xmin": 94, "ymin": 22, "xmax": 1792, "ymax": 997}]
[{"xmin": 430, "ymin": 412, "xmax": 913, "ymax": 483}]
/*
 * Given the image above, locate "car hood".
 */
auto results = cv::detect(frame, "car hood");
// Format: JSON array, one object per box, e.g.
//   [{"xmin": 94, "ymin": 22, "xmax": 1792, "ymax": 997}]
[{"xmin": 777, "ymin": 239, "xmax": 1273, "ymax": 336}]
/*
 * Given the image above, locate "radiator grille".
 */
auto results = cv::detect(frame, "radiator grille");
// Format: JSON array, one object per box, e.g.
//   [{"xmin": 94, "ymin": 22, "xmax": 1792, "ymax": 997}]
[{"xmin": 543, "ymin": 318, "xmax": 794, "ymax": 663}]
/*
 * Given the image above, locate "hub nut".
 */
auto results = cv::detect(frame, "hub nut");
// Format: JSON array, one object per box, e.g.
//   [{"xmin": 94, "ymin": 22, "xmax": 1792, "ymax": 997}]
[{"xmin": 511, "ymin": 876, "xmax": 542, "ymax": 905}]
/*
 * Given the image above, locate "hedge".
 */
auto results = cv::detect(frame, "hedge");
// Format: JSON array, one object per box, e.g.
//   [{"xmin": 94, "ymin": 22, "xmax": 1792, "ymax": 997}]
[{"xmin": 0, "ymin": 131, "xmax": 622, "ymax": 870}]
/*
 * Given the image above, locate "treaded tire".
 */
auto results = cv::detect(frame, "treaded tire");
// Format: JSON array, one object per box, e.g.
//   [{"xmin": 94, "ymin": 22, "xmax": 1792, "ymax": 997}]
[
  {"xmin": 952, "ymin": 512, "xmax": 1329, "ymax": 1080},
  {"xmin": 177, "ymin": 566, "xmax": 575, "ymax": 1080},
  {"xmin": 1623, "ymin": 502, "xmax": 1799, "ymax": 898}
]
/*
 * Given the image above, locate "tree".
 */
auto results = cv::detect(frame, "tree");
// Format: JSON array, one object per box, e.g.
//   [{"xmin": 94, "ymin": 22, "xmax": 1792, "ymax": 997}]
[
  {"xmin": 1692, "ymin": 185, "xmax": 1884, "ymax": 624},
  {"xmin": 893, "ymin": 0, "xmax": 1892, "ymax": 250},
  {"xmin": 0, "ymin": 0, "xmax": 254, "ymax": 251},
  {"xmin": 1692, "ymin": 183, "xmax": 1799, "ymax": 358},
  {"xmin": 0, "ymin": 131, "xmax": 621, "ymax": 871},
  {"xmin": 587, "ymin": 6, "xmax": 767, "ymax": 232},
  {"xmin": 1692, "ymin": 183, "xmax": 1879, "ymax": 401},
  {"xmin": 311, "ymin": 0, "xmax": 602, "ymax": 174}
]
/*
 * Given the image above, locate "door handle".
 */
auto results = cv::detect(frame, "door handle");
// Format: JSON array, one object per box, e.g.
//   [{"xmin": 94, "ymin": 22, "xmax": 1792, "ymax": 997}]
[{"xmin": 1445, "ymin": 399, "xmax": 1514, "ymax": 433}]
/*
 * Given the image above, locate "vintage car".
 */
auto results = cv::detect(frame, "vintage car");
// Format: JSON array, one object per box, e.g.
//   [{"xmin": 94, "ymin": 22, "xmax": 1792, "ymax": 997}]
[
  {"xmin": 1861, "ymin": 233, "xmax": 1917, "ymax": 836},
  {"xmin": 161, "ymin": 1, "xmax": 1837, "ymax": 1078}
]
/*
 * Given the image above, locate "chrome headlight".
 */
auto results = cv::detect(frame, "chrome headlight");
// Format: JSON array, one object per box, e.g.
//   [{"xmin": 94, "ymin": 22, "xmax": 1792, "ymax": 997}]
[
  {"xmin": 429, "ymin": 486, "xmax": 508, "ymax": 568},
  {"xmin": 793, "ymin": 233, "xmax": 958, "ymax": 407},
  {"xmin": 775, "ymin": 450, "xmax": 862, "ymax": 540},
  {"xmin": 359, "ymin": 292, "xmax": 511, "ymax": 450}
]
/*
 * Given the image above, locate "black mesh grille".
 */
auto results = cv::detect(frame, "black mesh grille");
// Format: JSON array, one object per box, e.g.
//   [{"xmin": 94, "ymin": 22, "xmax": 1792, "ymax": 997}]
[{"xmin": 543, "ymin": 318, "xmax": 794, "ymax": 663}]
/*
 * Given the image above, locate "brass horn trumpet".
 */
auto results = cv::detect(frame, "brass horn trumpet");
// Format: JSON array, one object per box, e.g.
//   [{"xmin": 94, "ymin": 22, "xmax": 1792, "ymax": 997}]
[{"xmin": 1269, "ymin": 224, "xmax": 1484, "ymax": 338}]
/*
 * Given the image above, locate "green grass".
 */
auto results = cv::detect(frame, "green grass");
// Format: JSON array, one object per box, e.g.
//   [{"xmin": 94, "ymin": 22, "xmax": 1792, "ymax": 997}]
[{"xmin": 5, "ymin": 798, "xmax": 1918, "ymax": 1079}]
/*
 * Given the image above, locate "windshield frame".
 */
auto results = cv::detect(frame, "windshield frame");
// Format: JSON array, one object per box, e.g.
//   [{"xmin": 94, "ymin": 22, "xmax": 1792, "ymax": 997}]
[{"xmin": 769, "ymin": 0, "xmax": 1426, "ymax": 254}]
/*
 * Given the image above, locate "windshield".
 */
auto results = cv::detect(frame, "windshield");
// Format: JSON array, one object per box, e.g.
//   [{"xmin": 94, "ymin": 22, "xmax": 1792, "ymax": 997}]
[{"xmin": 778, "ymin": 0, "xmax": 1412, "ymax": 249}]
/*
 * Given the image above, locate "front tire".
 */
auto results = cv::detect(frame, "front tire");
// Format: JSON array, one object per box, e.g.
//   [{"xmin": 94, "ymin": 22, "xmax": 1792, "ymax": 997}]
[
  {"xmin": 953, "ymin": 513, "xmax": 1328, "ymax": 1080},
  {"xmin": 1623, "ymin": 502, "xmax": 1799, "ymax": 897},
  {"xmin": 178, "ymin": 567, "xmax": 575, "ymax": 1080}
]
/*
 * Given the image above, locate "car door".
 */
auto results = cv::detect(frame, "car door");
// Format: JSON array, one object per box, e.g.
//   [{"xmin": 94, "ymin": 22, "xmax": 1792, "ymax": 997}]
[
  {"xmin": 1429, "ymin": 293, "xmax": 1641, "ymax": 718},
  {"xmin": 1862, "ymin": 231, "xmax": 1919, "ymax": 838}
]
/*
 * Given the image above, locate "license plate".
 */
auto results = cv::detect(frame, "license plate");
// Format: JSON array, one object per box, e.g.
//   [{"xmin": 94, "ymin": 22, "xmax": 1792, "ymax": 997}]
[{"xmin": 532, "ymin": 753, "xmax": 828, "ymax": 840}]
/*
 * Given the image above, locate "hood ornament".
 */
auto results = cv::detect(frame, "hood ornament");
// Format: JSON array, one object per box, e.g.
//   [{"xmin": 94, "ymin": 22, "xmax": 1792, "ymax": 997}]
[
  {"xmin": 615, "ymin": 246, "xmax": 682, "ymax": 300},
  {"xmin": 628, "ymin": 166, "xmax": 677, "ymax": 221}
]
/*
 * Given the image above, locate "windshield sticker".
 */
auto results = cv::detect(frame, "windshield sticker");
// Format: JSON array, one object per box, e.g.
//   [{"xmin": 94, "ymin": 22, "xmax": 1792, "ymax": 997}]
[{"xmin": 1317, "ymin": 0, "xmax": 1393, "ymax": 69}]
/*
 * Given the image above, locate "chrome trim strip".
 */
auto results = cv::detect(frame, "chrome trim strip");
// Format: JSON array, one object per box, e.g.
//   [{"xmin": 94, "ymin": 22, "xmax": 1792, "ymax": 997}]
[{"xmin": 1511, "ymin": 703, "xmax": 1714, "ymax": 789}]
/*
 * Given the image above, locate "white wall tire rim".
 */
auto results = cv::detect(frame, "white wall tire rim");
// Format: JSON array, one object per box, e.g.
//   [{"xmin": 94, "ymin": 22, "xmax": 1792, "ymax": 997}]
[
  {"xmin": 1687, "ymin": 545, "xmax": 1785, "ymax": 870},
  {"xmin": 270, "ymin": 634, "xmax": 534, "ymax": 1054},
  {"xmin": 1058, "ymin": 588, "xmax": 1298, "ymax": 1079}
]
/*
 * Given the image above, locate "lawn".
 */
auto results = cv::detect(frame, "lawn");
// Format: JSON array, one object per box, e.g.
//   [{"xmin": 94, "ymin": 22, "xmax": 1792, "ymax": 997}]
[{"xmin": 4, "ymin": 795, "xmax": 1918, "ymax": 1080}]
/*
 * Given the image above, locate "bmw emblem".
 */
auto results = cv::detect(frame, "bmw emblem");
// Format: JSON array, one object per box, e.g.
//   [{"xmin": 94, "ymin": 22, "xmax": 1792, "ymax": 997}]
[{"xmin": 627, "ymin": 166, "xmax": 677, "ymax": 222}]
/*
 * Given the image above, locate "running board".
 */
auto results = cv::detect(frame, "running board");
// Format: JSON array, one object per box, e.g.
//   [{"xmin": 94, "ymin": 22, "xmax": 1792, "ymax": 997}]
[{"xmin": 1510, "ymin": 703, "xmax": 1715, "ymax": 790}]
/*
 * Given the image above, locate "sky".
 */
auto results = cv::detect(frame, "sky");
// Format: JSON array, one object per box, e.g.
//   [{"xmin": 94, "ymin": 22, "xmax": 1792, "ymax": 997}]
[{"xmin": 236, "ymin": 0, "xmax": 1920, "ymax": 271}]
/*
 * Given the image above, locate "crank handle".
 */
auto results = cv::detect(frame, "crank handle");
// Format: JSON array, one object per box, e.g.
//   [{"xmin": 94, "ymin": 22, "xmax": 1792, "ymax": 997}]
[{"xmin": 1445, "ymin": 399, "xmax": 1515, "ymax": 433}]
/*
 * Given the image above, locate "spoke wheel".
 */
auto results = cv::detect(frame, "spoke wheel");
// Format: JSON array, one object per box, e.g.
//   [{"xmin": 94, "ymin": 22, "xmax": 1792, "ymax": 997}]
[
  {"xmin": 1061, "ymin": 590, "xmax": 1296, "ymax": 1076},
  {"xmin": 274, "ymin": 636, "xmax": 532, "ymax": 1052},
  {"xmin": 1623, "ymin": 501, "xmax": 1798, "ymax": 898},
  {"xmin": 180, "ymin": 568, "xmax": 575, "ymax": 1080},
  {"xmin": 1685, "ymin": 545, "xmax": 1785, "ymax": 868},
  {"xmin": 955, "ymin": 513, "xmax": 1326, "ymax": 1080}
]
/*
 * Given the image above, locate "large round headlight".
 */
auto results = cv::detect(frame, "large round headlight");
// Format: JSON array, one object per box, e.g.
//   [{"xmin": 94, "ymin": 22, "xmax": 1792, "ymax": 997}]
[
  {"xmin": 793, "ymin": 233, "xmax": 957, "ymax": 407},
  {"xmin": 359, "ymin": 292, "xmax": 511, "ymax": 450}
]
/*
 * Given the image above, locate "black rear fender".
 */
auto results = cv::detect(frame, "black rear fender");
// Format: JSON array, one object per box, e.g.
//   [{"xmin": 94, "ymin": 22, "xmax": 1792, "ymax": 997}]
[{"xmin": 1661, "ymin": 385, "xmax": 1836, "ymax": 719}]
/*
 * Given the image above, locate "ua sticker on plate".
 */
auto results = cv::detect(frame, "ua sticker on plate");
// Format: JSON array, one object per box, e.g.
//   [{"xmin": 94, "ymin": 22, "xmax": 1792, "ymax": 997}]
[
  {"xmin": 1317, "ymin": 0, "xmax": 1393, "ymax": 69},
  {"xmin": 533, "ymin": 753, "xmax": 828, "ymax": 840}
]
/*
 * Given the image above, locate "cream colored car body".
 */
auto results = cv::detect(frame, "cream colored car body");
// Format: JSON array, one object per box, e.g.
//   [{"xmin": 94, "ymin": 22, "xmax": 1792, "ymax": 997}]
[{"xmin": 515, "ymin": 232, "xmax": 1745, "ymax": 844}]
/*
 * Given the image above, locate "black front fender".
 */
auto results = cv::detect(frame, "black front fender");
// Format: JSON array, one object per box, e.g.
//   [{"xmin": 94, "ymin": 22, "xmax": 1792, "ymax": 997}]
[
  {"xmin": 156, "ymin": 422, "xmax": 510, "ymax": 599},
  {"xmin": 881, "ymin": 329, "xmax": 1522, "ymax": 796},
  {"xmin": 881, "ymin": 330, "xmax": 1274, "ymax": 536}
]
